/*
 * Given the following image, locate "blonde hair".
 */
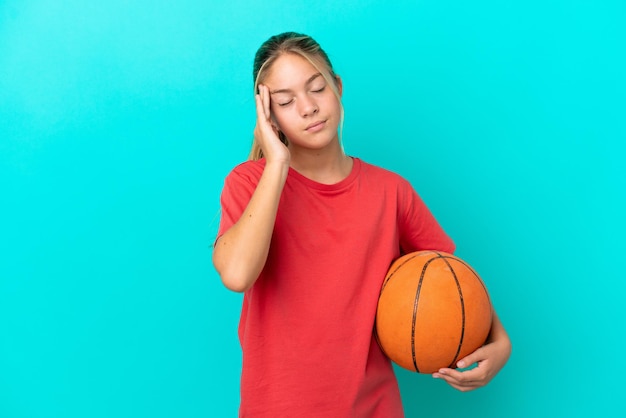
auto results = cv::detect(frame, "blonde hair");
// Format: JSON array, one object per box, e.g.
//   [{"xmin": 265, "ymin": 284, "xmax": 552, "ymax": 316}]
[{"xmin": 249, "ymin": 32, "xmax": 344, "ymax": 160}]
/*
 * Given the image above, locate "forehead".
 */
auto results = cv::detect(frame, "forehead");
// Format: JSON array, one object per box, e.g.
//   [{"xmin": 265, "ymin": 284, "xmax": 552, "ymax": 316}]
[{"xmin": 263, "ymin": 53, "xmax": 324, "ymax": 88}]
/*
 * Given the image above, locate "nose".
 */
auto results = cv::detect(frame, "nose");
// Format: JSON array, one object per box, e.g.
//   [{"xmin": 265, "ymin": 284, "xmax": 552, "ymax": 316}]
[{"xmin": 298, "ymin": 94, "xmax": 318, "ymax": 117}]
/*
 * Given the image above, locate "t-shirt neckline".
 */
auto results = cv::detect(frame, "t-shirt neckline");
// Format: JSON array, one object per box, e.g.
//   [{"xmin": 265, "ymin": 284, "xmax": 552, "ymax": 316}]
[{"xmin": 287, "ymin": 157, "xmax": 361, "ymax": 191}]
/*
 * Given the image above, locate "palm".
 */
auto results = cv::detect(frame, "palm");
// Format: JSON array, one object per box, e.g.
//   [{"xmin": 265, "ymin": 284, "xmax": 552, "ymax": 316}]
[{"xmin": 254, "ymin": 85, "xmax": 290, "ymax": 163}]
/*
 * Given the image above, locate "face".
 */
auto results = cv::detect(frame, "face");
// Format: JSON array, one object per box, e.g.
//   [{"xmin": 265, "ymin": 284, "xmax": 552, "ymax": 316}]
[{"xmin": 261, "ymin": 53, "xmax": 343, "ymax": 154}]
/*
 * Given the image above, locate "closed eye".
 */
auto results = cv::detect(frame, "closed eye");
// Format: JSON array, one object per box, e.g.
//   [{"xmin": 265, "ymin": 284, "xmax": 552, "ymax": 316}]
[{"xmin": 277, "ymin": 100, "xmax": 293, "ymax": 107}]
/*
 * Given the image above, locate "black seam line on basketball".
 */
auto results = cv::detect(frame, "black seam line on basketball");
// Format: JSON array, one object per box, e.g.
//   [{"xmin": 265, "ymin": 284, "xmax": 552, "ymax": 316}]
[
  {"xmin": 448, "ymin": 257, "xmax": 491, "ymax": 303},
  {"xmin": 432, "ymin": 254, "xmax": 491, "ymax": 304},
  {"xmin": 376, "ymin": 253, "xmax": 421, "ymax": 362},
  {"xmin": 379, "ymin": 253, "xmax": 419, "ymax": 295},
  {"xmin": 432, "ymin": 254, "xmax": 493, "ymax": 362},
  {"xmin": 411, "ymin": 253, "xmax": 444, "ymax": 373},
  {"xmin": 439, "ymin": 256, "xmax": 466, "ymax": 369}
]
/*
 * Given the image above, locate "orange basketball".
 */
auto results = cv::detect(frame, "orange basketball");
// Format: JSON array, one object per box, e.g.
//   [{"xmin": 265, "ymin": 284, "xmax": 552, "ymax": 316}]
[{"xmin": 375, "ymin": 251, "xmax": 492, "ymax": 374}]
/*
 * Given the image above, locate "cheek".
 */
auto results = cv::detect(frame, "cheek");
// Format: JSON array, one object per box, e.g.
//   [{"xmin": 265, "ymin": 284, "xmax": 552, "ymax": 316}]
[
  {"xmin": 271, "ymin": 110, "xmax": 294, "ymax": 132},
  {"xmin": 323, "ymin": 92, "xmax": 341, "ymax": 110}
]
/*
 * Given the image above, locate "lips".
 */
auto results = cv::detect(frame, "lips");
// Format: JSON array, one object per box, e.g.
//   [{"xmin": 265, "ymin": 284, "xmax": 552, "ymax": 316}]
[{"xmin": 305, "ymin": 120, "xmax": 326, "ymax": 132}]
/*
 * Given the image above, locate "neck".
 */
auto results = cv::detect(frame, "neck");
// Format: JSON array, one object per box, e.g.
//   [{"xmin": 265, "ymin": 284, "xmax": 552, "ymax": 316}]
[{"xmin": 289, "ymin": 142, "xmax": 353, "ymax": 184}]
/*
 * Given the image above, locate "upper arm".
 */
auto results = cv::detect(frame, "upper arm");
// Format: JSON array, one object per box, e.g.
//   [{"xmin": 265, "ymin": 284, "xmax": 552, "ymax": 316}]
[{"xmin": 397, "ymin": 180, "xmax": 455, "ymax": 254}]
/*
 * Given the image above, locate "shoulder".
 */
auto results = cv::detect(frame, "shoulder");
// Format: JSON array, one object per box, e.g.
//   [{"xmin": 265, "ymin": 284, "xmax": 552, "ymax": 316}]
[
  {"xmin": 356, "ymin": 158, "xmax": 413, "ymax": 190},
  {"xmin": 225, "ymin": 159, "xmax": 266, "ymax": 185}
]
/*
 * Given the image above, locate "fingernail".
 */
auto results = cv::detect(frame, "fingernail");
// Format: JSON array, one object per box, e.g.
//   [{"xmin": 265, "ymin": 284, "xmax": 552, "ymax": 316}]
[{"xmin": 457, "ymin": 361, "xmax": 465, "ymax": 368}]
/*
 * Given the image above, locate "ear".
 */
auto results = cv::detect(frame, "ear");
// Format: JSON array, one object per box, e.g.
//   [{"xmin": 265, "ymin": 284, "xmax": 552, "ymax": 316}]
[{"xmin": 335, "ymin": 75, "xmax": 343, "ymax": 97}]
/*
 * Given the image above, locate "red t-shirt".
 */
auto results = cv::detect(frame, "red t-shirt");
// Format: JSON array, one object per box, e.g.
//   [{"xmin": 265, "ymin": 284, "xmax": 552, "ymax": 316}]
[{"xmin": 217, "ymin": 158, "xmax": 455, "ymax": 417}]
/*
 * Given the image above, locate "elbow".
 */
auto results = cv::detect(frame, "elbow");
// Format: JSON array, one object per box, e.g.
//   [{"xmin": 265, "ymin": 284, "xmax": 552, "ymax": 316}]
[
  {"xmin": 219, "ymin": 272, "xmax": 253, "ymax": 293},
  {"xmin": 212, "ymin": 236, "xmax": 263, "ymax": 292},
  {"xmin": 212, "ymin": 252, "xmax": 256, "ymax": 293}
]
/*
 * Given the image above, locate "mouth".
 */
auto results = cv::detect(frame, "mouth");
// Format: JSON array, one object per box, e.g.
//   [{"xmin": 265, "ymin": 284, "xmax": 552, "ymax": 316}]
[{"xmin": 305, "ymin": 120, "xmax": 326, "ymax": 132}]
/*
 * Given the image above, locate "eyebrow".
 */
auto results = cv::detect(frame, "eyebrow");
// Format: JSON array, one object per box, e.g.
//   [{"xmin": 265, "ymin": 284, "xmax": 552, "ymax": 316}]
[{"xmin": 269, "ymin": 73, "xmax": 323, "ymax": 95}]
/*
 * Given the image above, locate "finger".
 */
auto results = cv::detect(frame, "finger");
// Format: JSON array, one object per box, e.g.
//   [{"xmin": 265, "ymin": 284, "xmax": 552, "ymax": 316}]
[
  {"xmin": 456, "ymin": 345, "xmax": 487, "ymax": 369},
  {"xmin": 437, "ymin": 367, "xmax": 478, "ymax": 382},
  {"xmin": 433, "ymin": 370, "xmax": 481, "ymax": 392},
  {"xmin": 255, "ymin": 89, "xmax": 266, "ymax": 122},
  {"xmin": 256, "ymin": 85, "xmax": 265, "ymax": 118},
  {"xmin": 436, "ymin": 359, "xmax": 494, "ymax": 387},
  {"xmin": 261, "ymin": 85, "xmax": 271, "ymax": 121},
  {"xmin": 433, "ymin": 368, "xmax": 464, "ymax": 382}
]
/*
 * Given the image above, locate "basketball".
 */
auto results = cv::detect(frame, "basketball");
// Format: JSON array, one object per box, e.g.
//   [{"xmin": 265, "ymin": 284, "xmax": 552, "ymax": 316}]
[{"xmin": 375, "ymin": 251, "xmax": 492, "ymax": 374}]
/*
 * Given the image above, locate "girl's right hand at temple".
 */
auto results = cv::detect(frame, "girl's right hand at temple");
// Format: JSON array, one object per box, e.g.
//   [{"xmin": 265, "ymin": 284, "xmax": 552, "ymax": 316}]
[{"xmin": 254, "ymin": 84, "xmax": 290, "ymax": 165}]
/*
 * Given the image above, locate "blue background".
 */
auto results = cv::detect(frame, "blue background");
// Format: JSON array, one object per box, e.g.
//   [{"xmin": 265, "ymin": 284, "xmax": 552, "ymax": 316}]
[{"xmin": 1, "ymin": 0, "xmax": 624, "ymax": 417}]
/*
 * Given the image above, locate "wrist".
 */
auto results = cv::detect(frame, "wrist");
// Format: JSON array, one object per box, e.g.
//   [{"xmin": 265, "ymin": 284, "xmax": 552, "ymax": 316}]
[{"xmin": 263, "ymin": 159, "xmax": 290, "ymax": 182}]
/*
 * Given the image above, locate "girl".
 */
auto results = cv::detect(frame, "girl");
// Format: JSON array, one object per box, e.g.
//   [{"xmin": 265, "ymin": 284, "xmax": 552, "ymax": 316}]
[{"xmin": 213, "ymin": 32, "xmax": 511, "ymax": 417}]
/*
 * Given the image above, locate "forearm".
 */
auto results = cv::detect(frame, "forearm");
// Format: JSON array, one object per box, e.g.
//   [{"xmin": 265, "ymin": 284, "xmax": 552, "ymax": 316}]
[
  {"xmin": 213, "ymin": 161, "xmax": 289, "ymax": 292},
  {"xmin": 487, "ymin": 310, "xmax": 512, "ymax": 354}
]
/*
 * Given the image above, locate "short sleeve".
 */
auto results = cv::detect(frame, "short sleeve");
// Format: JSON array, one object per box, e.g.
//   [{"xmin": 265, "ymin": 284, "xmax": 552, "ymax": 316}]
[
  {"xmin": 397, "ymin": 178, "xmax": 455, "ymax": 255},
  {"xmin": 215, "ymin": 161, "xmax": 264, "ymax": 245}
]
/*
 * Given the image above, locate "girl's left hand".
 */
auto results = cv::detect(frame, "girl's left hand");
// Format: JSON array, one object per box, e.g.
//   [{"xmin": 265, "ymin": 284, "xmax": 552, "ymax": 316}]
[{"xmin": 432, "ymin": 312, "xmax": 512, "ymax": 392}]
